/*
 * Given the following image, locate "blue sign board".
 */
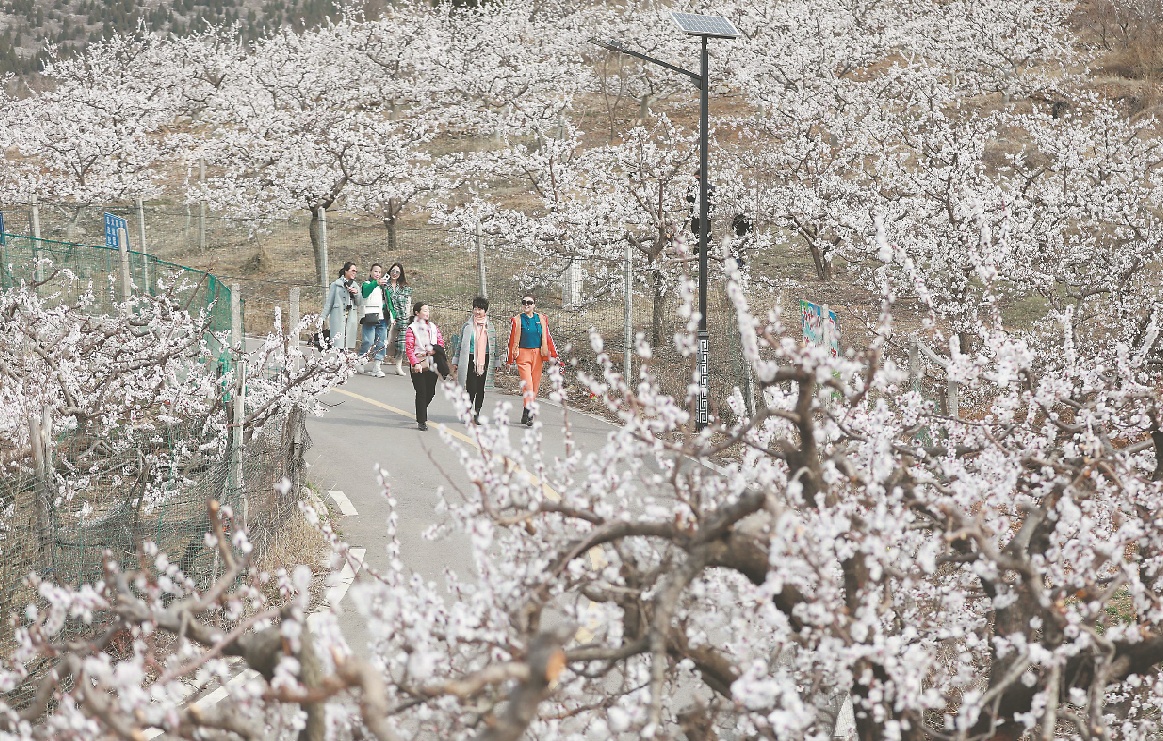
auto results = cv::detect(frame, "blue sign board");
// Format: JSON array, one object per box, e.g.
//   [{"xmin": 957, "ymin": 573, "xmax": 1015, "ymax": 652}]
[
  {"xmin": 104, "ymin": 212, "xmax": 128, "ymax": 249},
  {"xmin": 801, "ymin": 299, "xmax": 841, "ymax": 358}
]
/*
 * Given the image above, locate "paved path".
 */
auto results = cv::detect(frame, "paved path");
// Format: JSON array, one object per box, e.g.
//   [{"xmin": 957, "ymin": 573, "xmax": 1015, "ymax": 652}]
[{"xmin": 303, "ymin": 367, "xmax": 619, "ymax": 653}]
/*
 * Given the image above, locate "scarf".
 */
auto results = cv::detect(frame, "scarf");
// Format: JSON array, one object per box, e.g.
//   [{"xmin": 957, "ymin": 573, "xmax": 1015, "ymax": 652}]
[
  {"xmin": 413, "ymin": 318, "xmax": 437, "ymax": 359},
  {"xmin": 473, "ymin": 316, "xmax": 489, "ymax": 376}
]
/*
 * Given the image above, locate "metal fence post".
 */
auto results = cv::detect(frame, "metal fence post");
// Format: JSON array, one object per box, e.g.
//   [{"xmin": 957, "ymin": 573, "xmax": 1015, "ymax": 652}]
[
  {"xmin": 563, "ymin": 261, "xmax": 582, "ymax": 308},
  {"xmin": 289, "ymin": 286, "xmax": 301, "ymax": 342},
  {"xmin": 198, "ymin": 158, "xmax": 207, "ymax": 252},
  {"xmin": 117, "ymin": 226, "xmax": 133, "ymax": 307},
  {"xmin": 28, "ymin": 408, "xmax": 56, "ymax": 575},
  {"xmin": 909, "ymin": 337, "xmax": 921, "ymax": 393},
  {"xmin": 624, "ymin": 240, "xmax": 633, "ymax": 381},
  {"xmin": 231, "ymin": 282, "xmax": 242, "ymax": 351},
  {"xmin": 30, "ymin": 193, "xmax": 43, "ymax": 284},
  {"xmin": 0, "ymin": 211, "xmax": 7, "ymax": 291},
  {"xmin": 318, "ymin": 206, "xmax": 330, "ymax": 288},
  {"xmin": 234, "ymin": 361, "xmax": 248, "ymax": 530},
  {"xmin": 947, "ymin": 334, "xmax": 960, "ymax": 420},
  {"xmin": 475, "ymin": 223, "xmax": 487, "ymax": 298},
  {"xmin": 136, "ymin": 199, "xmax": 150, "ymax": 293}
]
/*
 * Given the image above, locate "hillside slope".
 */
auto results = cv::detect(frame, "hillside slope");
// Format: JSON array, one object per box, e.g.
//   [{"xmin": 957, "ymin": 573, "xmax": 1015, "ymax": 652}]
[{"xmin": 0, "ymin": 0, "xmax": 342, "ymax": 77}]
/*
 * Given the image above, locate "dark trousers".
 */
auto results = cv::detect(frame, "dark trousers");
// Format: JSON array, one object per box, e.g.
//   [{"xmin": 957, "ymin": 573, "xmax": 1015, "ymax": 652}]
[
  {"xmin": 411, "ymin": 369, "xmax": 438, "ymax": 424},
  {"xmin": 466, "ymin": 354, "xmax": 488, "ymax": 414}
]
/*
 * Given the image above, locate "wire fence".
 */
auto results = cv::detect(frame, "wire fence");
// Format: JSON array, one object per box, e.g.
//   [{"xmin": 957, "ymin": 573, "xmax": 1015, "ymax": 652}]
[
  {"xmin": 0, "ymin": 230, "xmax": 236, "ymax": 364},
  {"xmin": 0, "ymin": 231, "xmax": 313, "ymax": 660}
]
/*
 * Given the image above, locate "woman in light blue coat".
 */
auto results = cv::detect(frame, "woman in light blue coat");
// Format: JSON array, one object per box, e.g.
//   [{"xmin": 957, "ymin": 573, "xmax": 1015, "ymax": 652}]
[
  {"xmin": 448, "ymin": 296, "xmax": 500, "ymax": 424},
  {"xmin": 321, "ymin": 261, "xmax": 361, "ymax": 350}
]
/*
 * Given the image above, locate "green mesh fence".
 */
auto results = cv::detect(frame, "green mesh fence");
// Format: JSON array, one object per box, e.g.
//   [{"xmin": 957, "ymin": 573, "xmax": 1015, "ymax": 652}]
[
  {"xmin": 0, "ymin": 231, "xmax": 236, "ymax": 361},
  {"xmin": 0, "ymin": 232, "xmax": 308, "ymax": 661}
]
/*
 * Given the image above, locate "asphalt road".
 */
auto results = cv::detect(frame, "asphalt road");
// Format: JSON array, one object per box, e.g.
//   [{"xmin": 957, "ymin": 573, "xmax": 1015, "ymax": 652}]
[{"xmin": 303, "ymin": 365, "xmax": 618, "ymax": 653}]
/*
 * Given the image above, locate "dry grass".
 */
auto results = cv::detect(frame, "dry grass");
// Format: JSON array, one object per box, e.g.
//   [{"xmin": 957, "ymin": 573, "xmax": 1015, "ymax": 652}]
[{"xmin": 251, "ymin": 488, "xmax": 333, "ymax": 611}]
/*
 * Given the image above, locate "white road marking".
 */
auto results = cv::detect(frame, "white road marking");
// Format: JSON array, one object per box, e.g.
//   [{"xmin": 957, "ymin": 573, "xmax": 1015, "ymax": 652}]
[
  {"xmin": 323, "ymin": 547, "xmax": 365, "ymax": 611},
  {"xmin": 328, "ymin": 489, "xmax": 358, "ymax": 517}
]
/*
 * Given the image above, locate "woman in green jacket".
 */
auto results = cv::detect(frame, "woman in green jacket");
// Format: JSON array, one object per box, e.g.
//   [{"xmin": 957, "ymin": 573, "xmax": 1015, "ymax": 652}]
[{"xmin": 359, "ymin": 263, "xmax": 388, "ymax": 376}]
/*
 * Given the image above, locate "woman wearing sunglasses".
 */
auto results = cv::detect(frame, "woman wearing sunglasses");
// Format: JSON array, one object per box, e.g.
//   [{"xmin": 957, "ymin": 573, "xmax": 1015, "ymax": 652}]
[{"xmin": 506, "ymin": 294, "xmax": 558, "ymax": 427}]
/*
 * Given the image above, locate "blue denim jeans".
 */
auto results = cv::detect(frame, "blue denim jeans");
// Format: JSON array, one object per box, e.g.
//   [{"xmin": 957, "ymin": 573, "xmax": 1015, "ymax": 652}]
[{"xmin": 360, "ymin": 319, "xmax": 388, "ymax": 361}]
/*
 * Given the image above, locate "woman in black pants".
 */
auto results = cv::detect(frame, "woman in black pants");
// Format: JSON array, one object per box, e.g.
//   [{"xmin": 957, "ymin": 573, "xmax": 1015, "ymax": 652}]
[
  {"xmin": 404, "ymin": 302, "xmax": 444, "ymax": 431},
  {"xmin": 449, "ymin": 296, "xmax": 499, "ymax": 425}
]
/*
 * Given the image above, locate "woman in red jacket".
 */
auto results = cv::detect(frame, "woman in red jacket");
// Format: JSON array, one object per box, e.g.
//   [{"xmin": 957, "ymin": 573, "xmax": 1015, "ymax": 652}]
[{"xmin": 405, "ymin": 301, "xmax": 445, "ymax": 431}]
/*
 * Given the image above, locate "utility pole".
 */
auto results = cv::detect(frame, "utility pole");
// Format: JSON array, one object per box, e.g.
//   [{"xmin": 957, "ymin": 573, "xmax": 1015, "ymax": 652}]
[
  {"xmin": 696, "ymin": 32, "xmax": 711, "ymax": 429},
  {"xmin": 117, "ymin": 225, "xmax": 133, "ymax": 308},
  {"xmin": 596, "ymin": 13, "xmax": 737, "ymax": 430}
]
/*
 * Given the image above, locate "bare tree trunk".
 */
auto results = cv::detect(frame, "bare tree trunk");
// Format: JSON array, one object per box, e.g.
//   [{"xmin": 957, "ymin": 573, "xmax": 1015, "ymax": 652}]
[
  {"xmin": 807, "ymin": 241, "xmax": 833, "ymax": 281},
  {"xmin": 637, "ymin": 92, "xmax": 656, "ymax": 124},
  {"xmin": 957, "ymin": 329, "xmax": 976, "ymax": 356},
  {"xmin": 65, "ymin": 207, "xmax": 82, "ymax": 242}
]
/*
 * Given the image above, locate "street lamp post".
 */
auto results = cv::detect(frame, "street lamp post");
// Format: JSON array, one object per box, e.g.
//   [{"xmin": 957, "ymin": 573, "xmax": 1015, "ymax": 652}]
[{"xmin": 596, "ymin": 12, "xmax": 738, "ymax": 430}]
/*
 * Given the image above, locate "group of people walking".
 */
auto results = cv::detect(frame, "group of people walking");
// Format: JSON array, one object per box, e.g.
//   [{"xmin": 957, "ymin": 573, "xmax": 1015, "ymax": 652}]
[
  {"xmin": 322, "ymin": 261, "xmax": 558, "ymax": 431},
  {"xmin": 323, "ymin": 260, "xmax": 413, "ymax": 376}
]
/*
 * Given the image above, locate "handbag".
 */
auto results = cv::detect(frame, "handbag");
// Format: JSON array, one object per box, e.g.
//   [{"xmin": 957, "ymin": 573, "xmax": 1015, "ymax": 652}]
[
  {"xmin": 310, "ymin": 327, "xmax": 331, "ymax": 351},
  {"xmin": 360, "ymin": 311, "xmax": 381, "ymax": 326}
]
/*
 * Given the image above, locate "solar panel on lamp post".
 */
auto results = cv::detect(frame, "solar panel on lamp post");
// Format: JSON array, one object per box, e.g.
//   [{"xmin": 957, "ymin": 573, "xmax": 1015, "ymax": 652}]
[{"xmin": 594, "ymin": 12, "xmax": 738, "ymax": 432}]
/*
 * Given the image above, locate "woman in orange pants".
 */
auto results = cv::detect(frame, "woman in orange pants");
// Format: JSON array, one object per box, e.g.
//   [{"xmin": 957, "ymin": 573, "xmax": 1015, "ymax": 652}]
[{"xmin": 507, "ymin": 294, "xmax": 558, "ymax": 427}]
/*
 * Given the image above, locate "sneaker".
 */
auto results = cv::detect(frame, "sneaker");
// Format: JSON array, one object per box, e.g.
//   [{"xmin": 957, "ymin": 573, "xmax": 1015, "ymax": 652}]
[{"xmin": 418, "ymin": 422, "xmax": 428, "ymax": 431}]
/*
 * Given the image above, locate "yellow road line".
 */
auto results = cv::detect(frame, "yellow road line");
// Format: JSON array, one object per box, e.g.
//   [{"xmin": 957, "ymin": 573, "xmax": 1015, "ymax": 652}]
[{"xmin": 333, "ymin": 387, "xmax": 553, "ymax": 494}]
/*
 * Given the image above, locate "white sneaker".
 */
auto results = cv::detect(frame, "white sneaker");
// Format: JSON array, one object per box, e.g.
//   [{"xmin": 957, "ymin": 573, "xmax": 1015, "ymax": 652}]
[{"xmin": 372, "ymin": 361, "xmax": 386, "ymax": 378}]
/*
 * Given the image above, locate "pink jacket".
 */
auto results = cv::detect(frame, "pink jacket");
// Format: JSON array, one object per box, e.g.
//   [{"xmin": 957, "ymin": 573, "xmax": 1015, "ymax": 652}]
[{"xmin": 405, "ymin": 321, "xmax": 444, "ymax": 366}]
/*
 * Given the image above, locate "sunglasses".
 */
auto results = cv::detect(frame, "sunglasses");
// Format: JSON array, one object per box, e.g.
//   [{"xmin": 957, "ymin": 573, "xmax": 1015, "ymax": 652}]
[{"xmin": 521, "ymin": 299, "xmax": 535, "ymax": 305}]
